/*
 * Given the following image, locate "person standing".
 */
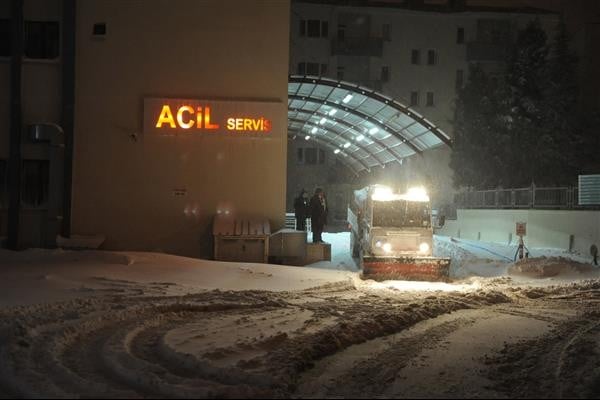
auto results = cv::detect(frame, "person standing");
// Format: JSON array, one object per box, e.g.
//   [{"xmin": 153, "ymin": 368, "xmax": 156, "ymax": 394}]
[
  {"xmin": 310, "ymin": 187, "xmax": 328, "ymax": 243},
  {"xmin": 293, "ymin": 189, "xmax": 309, "ymax": 231}
]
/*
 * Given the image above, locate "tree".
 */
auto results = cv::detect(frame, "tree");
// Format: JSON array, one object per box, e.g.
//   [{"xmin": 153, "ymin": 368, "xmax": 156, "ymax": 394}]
[
  {"xmin": 450, "ymin": 18, "xmax": 589, "ymax": 190},
  {"xmin": 542, "ymin": 17, "xmax": 581, "ymax": 185},
  {"xmin": 504, "ymin": 18, "xmax": 550, "ymax": 187},
  {"xmin": 450, "ymin": 64, "xmax": 508, "ymax": 188}
]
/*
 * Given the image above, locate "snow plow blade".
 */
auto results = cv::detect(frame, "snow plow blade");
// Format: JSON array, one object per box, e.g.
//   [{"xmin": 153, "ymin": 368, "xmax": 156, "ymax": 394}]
[{"xmin": 361, "ymin": 256, "xmax": 451, "ymax": 282}]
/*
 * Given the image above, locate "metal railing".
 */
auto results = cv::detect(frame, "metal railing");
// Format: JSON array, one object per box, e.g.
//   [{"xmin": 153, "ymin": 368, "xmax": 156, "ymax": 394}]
[
  {"xmin": 285, "ymin": 213, "xmax": 312, "ymax": 232},
  {"xmin": 453, "ymin": 185, "xmax": 590, "ymax": 210}
]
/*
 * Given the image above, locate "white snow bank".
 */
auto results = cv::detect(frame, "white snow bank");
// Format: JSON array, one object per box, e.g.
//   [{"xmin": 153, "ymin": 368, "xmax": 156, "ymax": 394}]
[
  {"xmin": 508, "ymin": 256, "xmax": 598, "ymax": 278},
  {"xmin": 0, "ymin": 248, "xmax": 354, "ymax": 307}
]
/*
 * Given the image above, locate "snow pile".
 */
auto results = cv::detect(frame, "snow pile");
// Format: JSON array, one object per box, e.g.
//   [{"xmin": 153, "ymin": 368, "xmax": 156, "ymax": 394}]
[
  {"xmin": 508, "ymin": 257, "xmax": 599, "ymax": 278},
  {"xmin": 434, "ymin": 236, "xmax": 509, "ymax": 279}
]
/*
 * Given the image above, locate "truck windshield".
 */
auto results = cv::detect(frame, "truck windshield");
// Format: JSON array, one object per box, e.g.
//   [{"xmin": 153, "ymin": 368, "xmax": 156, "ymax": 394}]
[{"xmin": 372, "ymin": 200, "xmax": 430, "ymax": 228}]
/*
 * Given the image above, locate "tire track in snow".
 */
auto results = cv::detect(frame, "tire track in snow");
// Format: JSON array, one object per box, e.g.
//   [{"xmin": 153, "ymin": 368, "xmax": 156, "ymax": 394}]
[{"xmin": 3, "ymin": 282, "xmax": 599, "ymax": 398}]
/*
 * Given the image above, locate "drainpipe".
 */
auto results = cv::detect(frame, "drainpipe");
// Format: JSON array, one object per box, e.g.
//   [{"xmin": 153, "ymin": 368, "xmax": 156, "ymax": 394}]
[
  {"xmin": 7, "ymin": 0, "xmax": 23, "ymax": 250},
  {"xmin": 61, "ymin": 0, "xmax": 76, "ymax": 238}
]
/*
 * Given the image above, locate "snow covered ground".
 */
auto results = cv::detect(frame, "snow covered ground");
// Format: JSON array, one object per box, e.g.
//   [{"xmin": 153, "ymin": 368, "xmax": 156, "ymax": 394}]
[{"xmin": 1, "ymin": 233, "xmax": 599, "ymax": 398}]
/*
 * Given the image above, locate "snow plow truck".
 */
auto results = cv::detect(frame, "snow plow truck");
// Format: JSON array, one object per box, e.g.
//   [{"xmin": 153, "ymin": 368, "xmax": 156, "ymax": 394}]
[{"xmin": 348, "ymin": 185, "xmax": 451, "ymax": 282}]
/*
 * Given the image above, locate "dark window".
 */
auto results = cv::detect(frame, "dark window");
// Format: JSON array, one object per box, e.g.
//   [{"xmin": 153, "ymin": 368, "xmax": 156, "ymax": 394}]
[
  {"xmin": 93, "ymin": 23, "xmax": 106, "ymax": 36},
  {"xmin": 457, "ymin": 27, "xmax": 464, "ymax": 44},
  {"xmin": 0, "ymin": 19, "xmax": 10, "ymax": 57},
  {"xmin": 305, "ymin": 148, "xmax": 318, "ymax": 164},
  {"xmin": 24, "ymin": 21, "xmax": 59, "ymax": 59},
  {"xmin": 338, "ymin": 24, "xmax": 346, "ymax": 41},
  {"xmin": 0, "ymin": 160, "xmax": 6, "ymax": 208},
  {"xmin": 306, "ymin": 62, "xmax": 319, "ymax": 75},
  {"xmin": 297, "ymin": 148, "xmax": 304, "ymax": 164},
  {"xmin": 337, "ymin": 66, "xmax": 344, "ymax": 80},
  {"xmin": 382, "ymin": 24, "xmax": 391, "ymax": 41},
  {"xmin": 320, "ymin": 63, "xmax": 328, "ymax": 75},
  {"xmin": 301, "ymin": 20, "xmax": 328, "ymax": 38},
  {"xmin": 426, "ymin": 92, "xmax": 434, "ymax": 107},
  {"xmin": 307, "ymin": 20, "xmax": 321, "ymax": 37},
  {"xmin": 21, "ymin": 160, "xmax": 49, "ymax": 208},
  {"xmin": 318, "ymin": 149, "xmax": 326, "ymax": 164},
  {"xmin": 381, "ymin": 66, "xmax": 390, "ymax": 82},
  {"xmin": 410, "ymin": 91, "xmax": 419, "ymax": 106},
  {"xmin": 427, "ymin": 49, "xmax": 436, "ymax": 65},
  {"xmin": 456, "ymin": 69, "xmax": 464, "ymax": 89},
  {"xmin": 299, "ymin": 62, "xmax": 328, "ymax": 76},
  {"xmin": 411, "ymin": 49, "xmax": 420, "ymax": 65},
  {"xmin": 321, "ymin": 21, "xmax": 328, "ymax": 38},
  {"xmin": 297, "ymin": 62, "xmax": 306, "ymax": 75}
]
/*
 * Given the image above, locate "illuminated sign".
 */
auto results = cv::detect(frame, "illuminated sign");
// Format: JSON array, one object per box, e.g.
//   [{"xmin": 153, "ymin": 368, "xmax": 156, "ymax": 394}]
[{"xmin": 143, "ymin": 98, "xmax": 279, "ymax": 136}]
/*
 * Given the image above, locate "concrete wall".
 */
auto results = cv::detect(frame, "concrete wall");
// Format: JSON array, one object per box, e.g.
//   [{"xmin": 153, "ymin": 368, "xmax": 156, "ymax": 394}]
[
  {"xmin": 72, "ymin": 0, "xmax": 290, "ymax": 257},
  {"xmin": 436, "ymin": 208, "xmax": 600, "ymax": 256}
]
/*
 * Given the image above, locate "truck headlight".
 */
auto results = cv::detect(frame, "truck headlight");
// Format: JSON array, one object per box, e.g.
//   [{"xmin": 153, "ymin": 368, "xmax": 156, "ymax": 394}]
[
  {"xmin": 419, "ymin": 242, "xmax": 430, "ymax": 253},
  {"xmin": 383, "ymin": 243, "xmax": 393, "ymax": 253}
]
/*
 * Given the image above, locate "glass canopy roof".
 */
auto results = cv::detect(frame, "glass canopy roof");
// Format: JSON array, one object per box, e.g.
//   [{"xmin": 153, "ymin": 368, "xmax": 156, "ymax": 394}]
[{"xmin": 288, "ymin": 75, "xmax": 452, "ymax": 174}]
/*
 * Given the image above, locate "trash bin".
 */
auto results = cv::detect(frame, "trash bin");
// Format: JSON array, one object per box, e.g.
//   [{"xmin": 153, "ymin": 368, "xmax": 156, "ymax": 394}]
[{"xmin": 213, "ymin": 214, "xmax": 270, "ymax": 263}]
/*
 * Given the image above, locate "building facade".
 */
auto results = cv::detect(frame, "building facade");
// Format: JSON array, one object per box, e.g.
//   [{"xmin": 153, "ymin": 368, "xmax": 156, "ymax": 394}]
[
  {"xmin": 2, "ymin": 0, "xmax": 290, "ymax": 257},
  {"xmin": 288, "ymin": 0, "xmax": 559, "ymax": 219}
]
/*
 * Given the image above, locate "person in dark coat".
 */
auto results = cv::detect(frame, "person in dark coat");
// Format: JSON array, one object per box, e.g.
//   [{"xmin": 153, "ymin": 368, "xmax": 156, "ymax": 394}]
[
  {"xmin": 293, "ymin": 189, "xmax": 310, "ymax": 231},
  {"xmin": 309, "ymin": 187, "xmax": 328, "ymax": 243}
]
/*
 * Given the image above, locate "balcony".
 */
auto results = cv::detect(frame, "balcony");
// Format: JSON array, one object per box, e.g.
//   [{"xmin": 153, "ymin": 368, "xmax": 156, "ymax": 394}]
[
  {"xmin": 331, "ymin": 36, "xmax": 383, "ymax": 57},
  {"xmin": 466, "ymin": 41, "xmax": 510, "ymax": 62}
]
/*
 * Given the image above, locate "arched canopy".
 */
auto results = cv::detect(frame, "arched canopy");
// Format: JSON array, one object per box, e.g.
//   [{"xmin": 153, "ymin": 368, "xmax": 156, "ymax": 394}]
[{"xmin": 288, "ymin": 75, "xmax": 452, "ymax": 174}]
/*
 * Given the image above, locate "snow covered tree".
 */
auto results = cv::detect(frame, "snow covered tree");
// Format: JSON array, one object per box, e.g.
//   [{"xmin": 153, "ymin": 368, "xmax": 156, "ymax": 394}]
[
  {"xmin": 504, "ymin": 18, "xmax": 550, "ymax": 187},
  {"xmin": 542, "ymin": 17, "xmax": 581, "ymax": 185},
  {"xmin": 451, "ymin": 18, "xmax": 586, "ymax": 190},
  {"xmin": 450, "ymin": 64, "xmax": 509, "ymax": 188}
]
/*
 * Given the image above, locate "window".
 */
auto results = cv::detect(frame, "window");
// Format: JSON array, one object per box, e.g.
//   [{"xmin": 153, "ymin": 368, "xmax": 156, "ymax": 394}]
[
  {"xmin": 24, "ymin": 21, "xmax": 59, "ymax": 59},
  {"xmin": 297, "ymin": 62, "xmax": 328, "ymax": 76},
  {"xmin": 410, "ymin": 91, "xmax": 419, "ymax": 106},
  {"xmin": 457, "ymin": 27, "xmax": 465, "ymax": 44},
  {"xmin": 0, "ymin": 19, "xmax": 10, "ymax": 57},
  {"xmin": 0, "ymin": 160, "xmax": 6, "ymax": 208},
  {"xmin": 307, "ymin": 20, "xmax": 320, "ymax": 37},
  {"xmin": 411, "ymin": 49, "xmax": 420, "ymax": 65},
  {"xmin": 456, "ymin": 69, "xmax": 464, "ymax": 89},
  {"xmin": 337, "ymin": 66, "xmax": 344, "ymax": 80},
  {"xmin": 338, "ymin": 24, "xmax": 346, "ymax": 41},
  {"xmin": 297, "ymin": 62, "xmax": 306, "ymax": 75},
  {"xmin": 306, "ymin": 62, "xmax": 319, "ymax": 75},
  {"xmin": 381, "ymin": 66, "xmax": 390, "ymax": 82},
  {"xmin": 297, "ymin": 148, "xmax": 304, "ymax": 164},
  {"xmin": 305, "ymin": 148, "xmax": 317, "ymax": 164},
  {"xmin": 427, "ymin": 49, "xmax": 436, "ymax": 65},
  {"xmin": 320, "ymin": 63, "xmax": 328, "ymax": 75},
  {"xmin": 382, "ymin": 24, "xmax": 391, "ymax": 41},
  {"xmin": 298, "ymin": 148, "xmax": 326, "ymax": 165},
  {"xmin": 426, "ymin": 92, "xmax": 434, "ymax": 107},
  {"xmin": 21, "ymin": 160, "xmax": 49, "ymax": 208},
  {"xmin": 300, "ymin": 20, "xmax": 328, "ymax": 38},
  {"xmin": 321, "ymin": 21, "xmax": 329, "ymax": 38}
]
